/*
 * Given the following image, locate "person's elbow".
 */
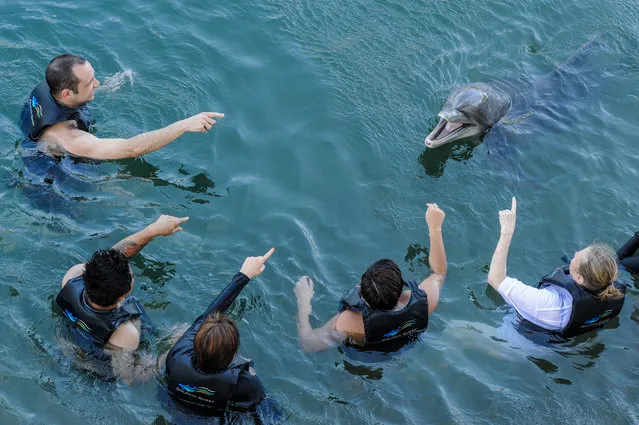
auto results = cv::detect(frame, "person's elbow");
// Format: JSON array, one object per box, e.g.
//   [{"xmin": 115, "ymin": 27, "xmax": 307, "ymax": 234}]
[
  {"xmin": 298, "ymin": 342, "xmax": 315, "ymax": 354},
  {"xmin": 126, "ymin": 140, "xmax": 148, "ymax": 158},
  {"xmin": 433, "ymin": 265, "xmax": 447, "ymax": 277},
  {"xmin": 69, "ymin": 139, "xmax": 139, "ymax": 160},
  {"xmin": 90, "ymin": 138, "xmax": 140, "ymax": 159},
  {"xmin": 111, "ymin": 139, "xmax": 141, "ymax": 159},
  {"xmin": 297, "ymin": 336, "xmax": 320, "ymax": 354},
  {"xmin": 487, "ymin": 271, "xmax": 503, "ymax": 289},
  {"xmin": 430, "ymin": 256, "xmax": 447, "ymax": 276},
  {"xmin": 297, "ymin": 332, "xmax": 335, "ymax": 354}
]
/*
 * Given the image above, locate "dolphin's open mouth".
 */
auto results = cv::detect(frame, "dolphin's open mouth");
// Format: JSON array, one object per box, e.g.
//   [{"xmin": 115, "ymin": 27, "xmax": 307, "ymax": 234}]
[{"xmin": 425, "ymin": 118, "xmax": 474, "ymax": 148}]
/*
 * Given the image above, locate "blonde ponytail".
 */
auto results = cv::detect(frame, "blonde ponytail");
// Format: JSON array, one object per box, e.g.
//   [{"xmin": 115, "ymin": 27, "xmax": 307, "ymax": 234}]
[
  {"xmin": 578, "ymin": 244, "xmax": 623, "ymax": 301},
  {"xmin": 598, "ymin": 284, "xmax": 623, "ymax": 301}
]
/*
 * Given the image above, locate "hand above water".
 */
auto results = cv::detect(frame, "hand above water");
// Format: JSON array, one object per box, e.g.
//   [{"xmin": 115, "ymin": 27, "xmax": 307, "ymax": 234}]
[
  {"xmin": 294, "ymin": 276, "xmax": 315, "ymax": 312},
  {"xmin": 499, "ymin": 197, "xmax": 517, "ymax": 236},
  {"xmin": 425, "ymin": 203, "xmax": 445, "ymax": 230},
  {"xmin": 148, "ymin": 215, "xmax": 189, "ymax": 236},
  {"xmin": 181, "ymin": 112, "xmax": 225, "ymax": 133},
  {"xmin": 240, "ymin": 248, "xmax": 275, "ymax": 279}
]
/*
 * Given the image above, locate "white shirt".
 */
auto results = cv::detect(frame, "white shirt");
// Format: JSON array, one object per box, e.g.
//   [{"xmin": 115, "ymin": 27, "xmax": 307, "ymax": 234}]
[{"xmin": 497, "ymin": 276, "xmax": 573, "ymax": 331}]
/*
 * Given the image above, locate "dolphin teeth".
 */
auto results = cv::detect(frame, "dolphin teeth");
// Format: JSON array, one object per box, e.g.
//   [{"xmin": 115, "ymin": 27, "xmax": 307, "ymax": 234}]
[
  {"xmin": 434, "ymin": 121, "xmax": 468, "ymax": 140},
  {"xmin": 430, "ymin": 119, "xmax": 448, "ymax": 140}
]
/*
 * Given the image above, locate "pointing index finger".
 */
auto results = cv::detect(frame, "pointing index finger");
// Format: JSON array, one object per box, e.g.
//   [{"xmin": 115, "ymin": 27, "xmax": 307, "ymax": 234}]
[
  {"xmin": 205, "ymin": 112, "xmax": 225, "ymax": 119},
  {"xmin": 261, "ymin": 247, "xmax": 275, "ymax": 263},
  {"xmin": 511, "ymin": 197, "xmax": 517, "ymax": 213}
]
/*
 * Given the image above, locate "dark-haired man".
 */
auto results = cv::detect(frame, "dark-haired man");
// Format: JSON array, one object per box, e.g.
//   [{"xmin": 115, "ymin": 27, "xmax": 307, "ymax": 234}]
[
  {"xmin": 56, "ymin": 214, "xmax": 188, "ymax": 368},
  {"xmin": 294, "ymin": 203, "xmax": 447, "ymax": 353},
  {"xmin": 20, "ymin": 54, "xmax": 223, "ymax": 160}
]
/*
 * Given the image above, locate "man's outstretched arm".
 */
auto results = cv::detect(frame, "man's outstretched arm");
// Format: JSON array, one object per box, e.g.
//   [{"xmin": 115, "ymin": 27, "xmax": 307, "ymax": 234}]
[
  {"xmin": 42, "ymin": 112, "xmax": 224, "ymax": 160},
  {"xmin": 112, "ymin": 215, "xmax": 189, "ymax": 257},
  {"xmin": 60, "ymin": 215, "xmax": 188, "ymax": 288}
]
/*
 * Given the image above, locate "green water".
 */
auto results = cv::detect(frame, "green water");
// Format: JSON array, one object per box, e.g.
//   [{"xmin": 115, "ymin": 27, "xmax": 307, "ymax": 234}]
[{"xmin": 1, "ymin": 0, "xmax": 639, "ymax": 423}]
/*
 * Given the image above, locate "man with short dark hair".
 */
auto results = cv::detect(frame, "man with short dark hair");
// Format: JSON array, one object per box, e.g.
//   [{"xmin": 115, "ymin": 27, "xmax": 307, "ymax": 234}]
[
  {"xmin": 56, "ymin": 215, "xmax": 188, "ymax": 359},
  {"xmin": 20, "ymin": 54, "xmax": 223, "ymax": 160},
  {"xmin": 294, "ymin": 203, "xmax": 447, "ymax": 353}
]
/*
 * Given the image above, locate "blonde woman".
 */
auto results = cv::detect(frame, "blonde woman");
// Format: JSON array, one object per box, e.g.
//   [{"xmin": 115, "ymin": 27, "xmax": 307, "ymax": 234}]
[{"xmin": 487, "ymin": 198, "xmax": 626, "ymax": 338}]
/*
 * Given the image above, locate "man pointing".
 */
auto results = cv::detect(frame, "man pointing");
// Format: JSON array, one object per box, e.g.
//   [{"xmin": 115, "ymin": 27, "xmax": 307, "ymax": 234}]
[{"xmin": 20, "ymin": 54, "xmax": 224, "ymax": 160}]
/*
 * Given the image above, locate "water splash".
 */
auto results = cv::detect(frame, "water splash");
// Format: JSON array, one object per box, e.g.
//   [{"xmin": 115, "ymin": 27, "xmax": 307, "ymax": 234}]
[{"xmin": 96, "ymin": 69, "xmax": 135, "ymax": 93}]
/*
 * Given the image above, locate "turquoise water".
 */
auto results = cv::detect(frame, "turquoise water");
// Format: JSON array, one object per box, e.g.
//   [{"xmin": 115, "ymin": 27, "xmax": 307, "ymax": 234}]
[{"xmin": 1, "ymin": 0, "xmax": 639, "ymax": 423}]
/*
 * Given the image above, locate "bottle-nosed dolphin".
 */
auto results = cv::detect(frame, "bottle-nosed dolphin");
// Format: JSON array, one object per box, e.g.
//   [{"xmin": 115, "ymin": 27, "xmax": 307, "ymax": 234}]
[
  {"xmin": 425, "ymin": 83, "xmax": 511, "ymax": 148},
  {"xmin": 424, "ymin": 36, "xmax": 603, "ymax": 149}
]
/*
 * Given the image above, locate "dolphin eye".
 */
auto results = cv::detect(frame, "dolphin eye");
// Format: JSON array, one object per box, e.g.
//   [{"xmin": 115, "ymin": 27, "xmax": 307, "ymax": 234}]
[{"xmin": 458, "ymin": 110, "xmax": 474, "ymax": 121}]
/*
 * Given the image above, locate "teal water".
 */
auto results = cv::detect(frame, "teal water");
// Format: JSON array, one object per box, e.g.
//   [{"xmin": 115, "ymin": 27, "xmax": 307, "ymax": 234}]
[{"xmin": 1, "ymin": 0, "xmax": 639, "ymax": 423}]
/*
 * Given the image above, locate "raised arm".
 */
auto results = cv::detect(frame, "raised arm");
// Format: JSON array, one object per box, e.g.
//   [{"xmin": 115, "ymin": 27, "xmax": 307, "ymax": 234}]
[
  {"xmin": 165, "ymin": 249, "xmax": 275, "ymax": 360},
  {"xmin": 60, "ymin": 215, "xmax": 188, "ymax": 288},
  {"xmin": 487, "ymin": 197, "xmax": 517, "ymax": 290},
  {"xmin": 112, "ymin": 215, "xmax": 189, "ymax": 257},
  {"xmin": 42, "ymin": 112, "xmax": 224, "ymax": 160},
  {"xmin": 200, "ymin": 248, "xmax": 275, "ymax": 318},
  {"xmin": 294, "ymin": 276, "xmax": 346, "ymax": 353},
  {"xmin": 419, "ymin": 203, "xmax": 447, "ymax": 314}
]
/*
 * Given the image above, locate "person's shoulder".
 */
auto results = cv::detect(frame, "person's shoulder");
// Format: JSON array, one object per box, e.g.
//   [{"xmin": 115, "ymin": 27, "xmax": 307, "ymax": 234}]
[
  {"xmin": 544, "ymin": 284, "xmax": 573, "ymax": 302},
  {"xmin": 108, "ymin": 320, "xmax": 140, "ymax": 350},
  {"xmin": 26, "ymin": 82, "xmax": 47, "ymax": 99},
  {"xmin": 61, "ymin": 263, "xmax": 86, "ymax": 288},
  {"xmin": 335, "ymin": 310, "xmax": 365, "ymax": 336},
  {"xmin": 41, "ymin": 120, "xmax": 82, "ymax": 139},
  {"xmin": 231, "ymin": 370, "xmax": 266, "ymax": 408},
  {"xmin": 41, "ymin": 121, "xmax": 92, "ymax": 155}
]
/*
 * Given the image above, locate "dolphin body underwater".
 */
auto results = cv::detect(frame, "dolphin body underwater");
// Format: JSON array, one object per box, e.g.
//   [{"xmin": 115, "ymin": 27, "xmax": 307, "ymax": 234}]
[{"xmin": 424, "ymin": 36, "xmax": 604, "ymax": 149}]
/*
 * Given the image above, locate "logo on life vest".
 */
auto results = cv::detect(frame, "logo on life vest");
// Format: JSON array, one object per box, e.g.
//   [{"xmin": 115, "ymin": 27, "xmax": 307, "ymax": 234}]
[
  {"xmin": 64, "ymin": 309, "xmax": 91, "ymax": 333},
  {"xmin": 383, "ymin": 319, "xmax": 417, "ymax": 338},
  {"xmin": 178, "ymin": 384, "xmax": 216, "ymax": 397},
  {"xmin": 583, "ymin": 309, "xmax": 614, "ymax": 325},
  {"xmin": 30, "ymin": 96, "xmax": 42, "ymax": 127}
]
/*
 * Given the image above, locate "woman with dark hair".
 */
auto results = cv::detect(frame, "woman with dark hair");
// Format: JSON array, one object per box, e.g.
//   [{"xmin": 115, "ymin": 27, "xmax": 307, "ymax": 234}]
[
  {"xmin": 164, "ymin": 248, "xmax": 275, "ymax": 417},
  {"xmin": 487, "ymin": 198, "xmax": 626, "ymax": 338},
  {"xmin": 617, "ymin": 231, "xmax": 639, "ymax": 275}
]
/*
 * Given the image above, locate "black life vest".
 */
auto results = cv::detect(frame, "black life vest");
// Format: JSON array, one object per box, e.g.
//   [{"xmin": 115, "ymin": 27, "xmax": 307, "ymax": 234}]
[
  {"xmin": 166, "ymin": 337, "xmax": 261, "ymax": 416},
  {"xmin": 55, "ymin": 275, "xmax": 144, "ymax": 347},
  {"xmin": 522, "ymin": 266, "xmax": 626, "ymax": 338},
  {"xmin": 339, "ymin": 280, "xmax": 429, "ymax": 351},
  {"xmin": 20, "ymin": 82, "xmax": 92, "ymax": 140}
]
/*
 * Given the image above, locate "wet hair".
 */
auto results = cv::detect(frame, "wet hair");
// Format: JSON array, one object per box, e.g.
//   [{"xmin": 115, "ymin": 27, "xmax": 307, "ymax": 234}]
[
  {"xmin": 83, "ymin": 249, "xmax": 133, "ymax": 307},
  {"xmin": 577, "ymin": 244, "xmax": 623, "ymax": 301},
  {"xmin": 194, "ymin": 313, "xmax": 240, "ymax": 373},
  {"xmin": 360, "ymin": 259, "xmax": 404, "ymax": 310},
  {"xmin": 46, "ymin": 54, "xmax": 87, "ymax": 96}
]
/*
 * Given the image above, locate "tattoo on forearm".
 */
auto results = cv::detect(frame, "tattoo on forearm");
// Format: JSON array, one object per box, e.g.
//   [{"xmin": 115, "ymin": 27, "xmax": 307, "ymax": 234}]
[{"xmin": 113, "ymin": 240, "xmax": 147, "ymax": 257}]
